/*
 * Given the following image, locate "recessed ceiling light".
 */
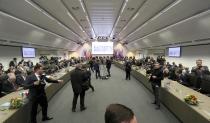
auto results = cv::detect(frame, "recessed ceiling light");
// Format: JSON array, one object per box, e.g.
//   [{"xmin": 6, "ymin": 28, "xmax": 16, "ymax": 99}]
[
  {"xmin": 127, "ymin": 7, "xmax": 135, "ymax": 11},
  {"xmin": 120, "ymin": 19, "xmax": 126, "ymax": 22},
  {"xmin": 72, "ymin": 6, "xmax": 80, "ymax": 10}
]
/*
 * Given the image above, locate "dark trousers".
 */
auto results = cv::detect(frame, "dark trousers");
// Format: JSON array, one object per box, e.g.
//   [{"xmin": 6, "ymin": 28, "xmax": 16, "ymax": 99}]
[
  {"xmin": 195, "ymin": 78, "xmax": 202, "ymax": 89},
  {"xmin": 107, "ymin": 68, "xmax": 111, "ymax": 76},
  {"xmin": 72, "ymin": 90, "xmax": 85, "ymax": 110},
  {"xmin": 88, "ymin": 79, "xmax": 94, "ymax": 91},
  {"xmin": 89, "ymin": 65, "xmax": 94, "ymax": 72},
  {"xmin": 151, "ymin": 83, "xmax": 160, "ymax": 106},
  {"xmin": 95, "ymin": 70, "xmax": 101, "ymax": 79},
  {"xmin": 30, "ymin": 95, "xmax": 48, "ymax": 123},
  {"xmin": 126, "ymin": 70, "xmax": 131, "ymax": 80}
]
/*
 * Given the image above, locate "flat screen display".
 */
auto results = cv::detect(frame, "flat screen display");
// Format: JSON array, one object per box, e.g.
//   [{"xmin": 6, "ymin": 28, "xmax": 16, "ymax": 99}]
[
  {"xmin": 92, "ymin": 42, "xmax": 113, "ymax": 54},
  {"xmin": 22, "ymin": 47, "xmax": 36, "ymax": 58},
  {"xmin": 168, "ymin": 47, "xmax": 181, "ymax": 57}
]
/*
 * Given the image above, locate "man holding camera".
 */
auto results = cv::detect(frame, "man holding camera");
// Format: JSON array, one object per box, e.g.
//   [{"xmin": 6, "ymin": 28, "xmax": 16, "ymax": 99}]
[
  {"xmin": 149, "ymin": 63, "xmax": 163, "ymax": 110},
  {"xmin": 24, "ymin": 64, "xmax": 63, "ymax": 123}
]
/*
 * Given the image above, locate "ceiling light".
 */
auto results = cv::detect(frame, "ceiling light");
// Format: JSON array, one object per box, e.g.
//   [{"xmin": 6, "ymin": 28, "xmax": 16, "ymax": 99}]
[
  {"xmin": 131, "ymin": 12, "xmax": 139, "ymax": 21},
  {"xmin": 79, "ymin": 0, "xmax": 86, "ymax": 13},
  {"xmin": 127, "ymin": 7, "xmax": 135, "ymax": 11},
  {"xmin": 67, "ymin": 12, "xmax": 74, "ymax": 19},
  {"xmin": 72, "ymin": 6, "xmax": 80, "ymax": 10},
  {"xmin": 162, "ymin": 0, "xmax": 182, "ymax": 13}
]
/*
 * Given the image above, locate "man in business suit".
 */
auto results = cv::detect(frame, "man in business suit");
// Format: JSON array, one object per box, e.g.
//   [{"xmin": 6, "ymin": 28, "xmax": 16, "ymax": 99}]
[
  {"xmin": 149, "ymin": 62, "xmax": 163, "ymax": 110},
  {"xmin": 125, "ymin": 60, "xmax": 132, "ymax": 80},
  {"xmin": 106, "ymin": 57, "xmax": 112, "ymax": 77},
  {"xmin": 24, "ymin": 64, "xmax": 63, "ymax": 123},
  {"xmin": 94, "ymin": 60, "xmax": 101, "ymax": 79},
  {"xmin": 70, "ymin": 64, "xmax": 87, "ymax": 112},
  {"xmin": 191, "ymin": 59, "xmax": 210, "ymax": 89}
]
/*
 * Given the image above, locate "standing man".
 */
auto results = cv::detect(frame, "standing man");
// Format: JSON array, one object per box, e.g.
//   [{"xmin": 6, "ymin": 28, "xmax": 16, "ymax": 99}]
[
  {"xmin": 125, "ymin": 60, "xmax": 132, "ymax": 80},
  {"xmin": 191, "ymin": 59, "xmax": 209, "ymax": 89},
  {"xmin": 106, "ymin": 57, "xmax": 112, "ymax": 77},
  {"xmin": 24, "ymin": 64, "xmax": 63, "ymax": 123},
  {"xmin": 88, "ymin": 58, "xmax": 94, "ymax": 72},
  {"xmin": 149, "ymin": 63, "xmax": 163, "ymax": 110},
  {"xmin": 70, "ymin": 64, "xmax": 87, "ymax": 112},
  {"xmin": 94, "ymin": 60, "xmax": 101, "ymax": 79}
]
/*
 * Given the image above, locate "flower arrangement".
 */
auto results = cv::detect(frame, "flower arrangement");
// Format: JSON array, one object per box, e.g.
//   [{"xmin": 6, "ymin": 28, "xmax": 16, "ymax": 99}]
[
  {"xmin": 184, "ymin": 95, "xmax": 198, "ymax": 105},
  {"xmin": 10, "ymin": 98, "xmax": 23, "ymax": 109}
]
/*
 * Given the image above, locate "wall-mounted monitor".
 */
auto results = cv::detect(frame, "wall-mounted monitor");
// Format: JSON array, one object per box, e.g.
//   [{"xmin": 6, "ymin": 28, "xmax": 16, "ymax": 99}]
[
  {"xmin": 92, "ymin": 42, "xmax": 113, "ymax": 54},
  {"xmin": 22, "ymin": 47, "xmax": 36, "ymax": 58},
  {"xmin": 168, "ymin": 47, "xmax": 181, "ymax": 57}
]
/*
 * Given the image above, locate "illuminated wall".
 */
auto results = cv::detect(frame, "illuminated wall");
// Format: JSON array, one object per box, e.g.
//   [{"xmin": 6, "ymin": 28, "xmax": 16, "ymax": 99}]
[{"xmin": 69, "ymin": 42, "xmax": 134, "ymax": 58}]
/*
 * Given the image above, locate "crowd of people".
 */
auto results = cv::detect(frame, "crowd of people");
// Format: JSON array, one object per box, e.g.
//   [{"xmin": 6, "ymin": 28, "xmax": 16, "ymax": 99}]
[
  {"xmin": 121, "ymin": 56, "xmax": 210, "ymax": 90},
  {"xmin": 0, "ymin": 56, "xmax": 85, "ymax": 98},
  {"xmin": 118, "ymin": 56, "xmax": 210, "ymax": 110}
]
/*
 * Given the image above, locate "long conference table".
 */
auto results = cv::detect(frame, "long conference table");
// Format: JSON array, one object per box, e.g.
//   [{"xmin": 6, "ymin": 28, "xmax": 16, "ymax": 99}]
[
  {"xmin": 114, "ymin": 61, "xmax": 210, "ymax": 123},
  {"xmin": 0, "ymin": 66, "xmax": 75, "ymax": 123}
]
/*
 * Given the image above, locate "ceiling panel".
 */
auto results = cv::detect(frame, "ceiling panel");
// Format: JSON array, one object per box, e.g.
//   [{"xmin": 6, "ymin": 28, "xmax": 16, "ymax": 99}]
[
  {"xmin": 118, "ymin": 0, "xmax": 175, "ymax": 41},
  {"xmin": 130, "ymin": 9, "xmax": 210, "ymax": 49},
  {"xmin": 0, "ymin": 0, "xmax": 83, "ymax": 43},
  {"xmin": 0, "ymin": 11, "xmax": 79, "ymax": 50},
  {"xmin": 62, "ymin": 0, "xmax": 98, "ymax": 38},
  {"xmin": 32, "ymin": 0, "xmax": 89, "ymax": 40},
  {"xmin": 84, "ymin": 0, "xmax": 124, "ymax": 36},
  {"xmin": 127, "ymin": 0, "xmax": 210, "ymax": 42},
  {"xmin": 111, "ymin": 0, "xmax": 146, "ymax": 38}
]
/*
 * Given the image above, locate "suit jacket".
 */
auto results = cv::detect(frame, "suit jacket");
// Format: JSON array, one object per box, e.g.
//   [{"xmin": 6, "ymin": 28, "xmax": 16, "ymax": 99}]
[
  {"xmin": 93, "ymin": 63, "xmax": 100, "ymax": 71},
  {"xmin": 106, "ymin": 60, "xmax": 112, "ymax": 69},
  {"xmin": 149, "ymin": 68, "xmax": 163, "ymax": 86},
  {"xmin": 70, "ymin": 68, "xmax": 86, "ymax": 94},
  {"xmin": 24, "ymin": 73, "xmax": 58, "ymax": 100},
  {"xmin": 191, "ymin": 66, "xmax": 210, "ymax": 78},
  {"xmin": 125, "ymin": 62, "xmax": 132, "ymax": 72}
]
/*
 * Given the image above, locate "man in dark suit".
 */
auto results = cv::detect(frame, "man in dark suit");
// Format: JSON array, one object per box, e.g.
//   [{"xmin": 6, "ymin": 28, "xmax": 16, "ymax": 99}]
[
  {"xmin": 125, "ymin": 60, "xmax": 132, "ymax": 80},
  {"xmin": 24, "ymin": 64, "xmax": 63, "ymax": 123},
  {"xmin": 94, "ymin": 60, "xmax": 101, "ymax": 79},
  {"xmin": 106, "ymin": 57, "xmax": 112, "ymax": 77},
  {"xmin": 191, "ymin": 59, "xmax": 210, "ymax": 89},
  {"xmin": 70, "ymin": 64, "xmax": 87, "ymax": 112},
  {"xmin": 149, "ymin": 62, "xmax": 163, "ymax": 110}
]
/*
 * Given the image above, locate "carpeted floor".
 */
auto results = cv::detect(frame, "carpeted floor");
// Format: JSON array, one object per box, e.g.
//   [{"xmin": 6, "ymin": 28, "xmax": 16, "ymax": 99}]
[{"xmin": 37, "ymin": 65, "xmax": 180, "ymax": 123}]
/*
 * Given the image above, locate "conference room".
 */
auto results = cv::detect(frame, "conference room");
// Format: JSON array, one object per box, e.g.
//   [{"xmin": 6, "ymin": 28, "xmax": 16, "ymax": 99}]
[{"xmin": 1, "ymin": 0, "xmax": 210, "ymax": 123}]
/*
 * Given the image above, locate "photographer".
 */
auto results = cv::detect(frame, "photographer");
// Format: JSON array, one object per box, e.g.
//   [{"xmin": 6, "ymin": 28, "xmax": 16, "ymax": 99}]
[
  {"xmin": 24, "ymin": 64, "xmax": 63, "ymax": 123},
  {"xmin": 149, "ymin": 62, "xmax": 163, "ymax": 110}
]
